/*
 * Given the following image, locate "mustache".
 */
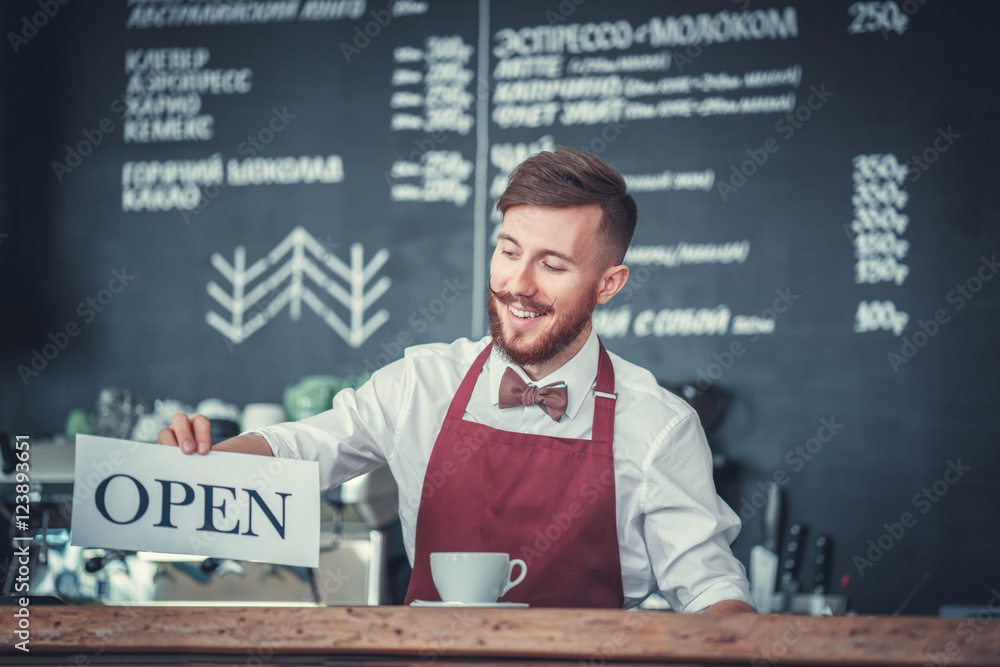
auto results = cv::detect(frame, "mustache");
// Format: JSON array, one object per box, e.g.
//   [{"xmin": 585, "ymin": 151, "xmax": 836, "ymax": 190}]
[{"xmin": 487, "ymin": 284, "xmax": 554, "ymax": 315}]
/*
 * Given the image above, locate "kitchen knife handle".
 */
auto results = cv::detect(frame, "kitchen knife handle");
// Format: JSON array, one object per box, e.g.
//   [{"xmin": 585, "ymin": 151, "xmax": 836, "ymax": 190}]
[
  {"xmin": 781, "ymin": 523, "xmax": 805, "ymax": 584},
  {"xmin": 813, "ymin": 534, "xmax": 831, "ymax": 593},
  {"xmin": 777, "ymin": 522, "xmax": 805, "ymax": 612},
  {"xmin": 763, "ymin": 482, "xmax": 781, "ymax": 553}
]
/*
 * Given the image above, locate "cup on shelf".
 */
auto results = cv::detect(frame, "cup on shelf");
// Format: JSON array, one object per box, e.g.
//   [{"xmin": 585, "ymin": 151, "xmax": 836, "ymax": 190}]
[{"xmin": 241, "ymin": 403, "xmax": 286, "ymax": 431}]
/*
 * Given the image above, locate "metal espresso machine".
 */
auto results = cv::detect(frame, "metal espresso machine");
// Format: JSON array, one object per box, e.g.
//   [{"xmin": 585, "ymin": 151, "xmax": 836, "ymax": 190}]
[{"xmin": 1, "ymin": 433, "xmax": 403, "ymax": 607}]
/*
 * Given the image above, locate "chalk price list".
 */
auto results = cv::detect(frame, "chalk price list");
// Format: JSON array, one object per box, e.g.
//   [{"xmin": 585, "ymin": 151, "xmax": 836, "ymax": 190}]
[
  {"xmin": 388, "ymin": 35, "xmax": 476, "ymax": 206},
  {"xmin": 851, "ymin": 153, "xmax": 911, "ymax": 336}
]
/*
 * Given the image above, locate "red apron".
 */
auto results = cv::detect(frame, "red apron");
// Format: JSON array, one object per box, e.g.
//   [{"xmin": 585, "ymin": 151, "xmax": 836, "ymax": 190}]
[{"xmin": 404, "ymin": 341, "xmax": 624, "ymax": 608}]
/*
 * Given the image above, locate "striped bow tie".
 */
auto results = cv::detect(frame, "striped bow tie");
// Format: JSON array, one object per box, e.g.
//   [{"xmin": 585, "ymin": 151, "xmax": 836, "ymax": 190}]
[{"xmin": 498, "ymin": 367, "xmax": 568, "ymax": 421}]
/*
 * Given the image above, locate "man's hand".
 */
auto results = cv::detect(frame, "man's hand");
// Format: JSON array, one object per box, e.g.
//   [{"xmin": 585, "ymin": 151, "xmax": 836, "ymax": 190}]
[
  {"xmin": 157, "ymin": 413, "xmax": 274, "ymax": 456},
  {"xmin": 702, "ymin": 599, "xmax": 757, "ymax": 615},
  {"xmin": 158, "ymin": 413, "xmax": 212, "ymax": 454}
]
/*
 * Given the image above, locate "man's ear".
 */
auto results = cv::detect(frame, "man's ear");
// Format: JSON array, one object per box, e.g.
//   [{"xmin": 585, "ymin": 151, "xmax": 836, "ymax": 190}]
[{"xmin": 596, "ymin": 264, "xmax": 629, "ymax": 305}]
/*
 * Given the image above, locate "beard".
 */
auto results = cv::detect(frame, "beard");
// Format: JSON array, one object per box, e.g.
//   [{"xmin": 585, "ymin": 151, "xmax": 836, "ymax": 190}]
[{"xmin": 487, "ymin": 284, "xmax": 597, "ymax": 368}]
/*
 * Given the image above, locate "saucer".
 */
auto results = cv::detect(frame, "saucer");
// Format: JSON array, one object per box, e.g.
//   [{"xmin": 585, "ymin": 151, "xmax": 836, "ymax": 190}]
[{"xmin": 410, "ymin": 600, "xmax": 529, "ymax": 608}]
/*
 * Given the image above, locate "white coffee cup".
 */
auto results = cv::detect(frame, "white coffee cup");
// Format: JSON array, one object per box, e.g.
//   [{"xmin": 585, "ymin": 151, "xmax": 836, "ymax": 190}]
[
  {"xmin": 241, "ymin": 403, "xmax": 285, "ymax": 431},
  {"xmin": 430, "ymin": 552, "xmax": 527, "ymax": 603}
]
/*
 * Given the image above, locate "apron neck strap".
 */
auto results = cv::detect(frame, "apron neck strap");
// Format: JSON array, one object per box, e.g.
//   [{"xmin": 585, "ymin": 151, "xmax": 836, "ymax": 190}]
[
  {"xmin": 591, "ymin": 340, "xmax": 616, "ymax": 445},
  {"xmin": 445, "ymin": 343, "xmax": 493, "ymax": 420}
]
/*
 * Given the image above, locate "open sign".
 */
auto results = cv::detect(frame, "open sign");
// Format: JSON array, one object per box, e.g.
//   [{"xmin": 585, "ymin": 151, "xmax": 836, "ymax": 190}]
[{"xmin": 71, "ymin": 435, "xmax": 319, "ymax": 568}]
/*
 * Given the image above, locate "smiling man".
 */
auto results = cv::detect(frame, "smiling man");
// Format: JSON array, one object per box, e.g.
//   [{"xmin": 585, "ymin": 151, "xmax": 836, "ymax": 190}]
[
  {"xmin": 159, "ymin": 146, "xmax": 755, "ymax": 614},
  {"xmin": 488, "ymin": 204, "xmax": 621, "ymax": 380}
]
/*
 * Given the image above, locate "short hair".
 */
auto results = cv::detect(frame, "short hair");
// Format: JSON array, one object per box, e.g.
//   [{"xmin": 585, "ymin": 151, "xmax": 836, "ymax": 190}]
[{"xmin": 496, "ymin": 146, "xmax": 637, "ymax": 265}]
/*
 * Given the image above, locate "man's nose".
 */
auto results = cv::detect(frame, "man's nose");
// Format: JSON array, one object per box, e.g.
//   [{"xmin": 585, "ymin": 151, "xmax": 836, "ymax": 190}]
[{"xmin": 506, "ymin": 260, "xmax": 537, "ymax": 296}]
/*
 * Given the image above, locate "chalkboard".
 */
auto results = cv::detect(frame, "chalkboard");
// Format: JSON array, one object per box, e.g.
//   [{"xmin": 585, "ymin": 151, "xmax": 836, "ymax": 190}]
[{"xmin": 2, "ymin": 0, "xmax": 998, "ymax": 615}]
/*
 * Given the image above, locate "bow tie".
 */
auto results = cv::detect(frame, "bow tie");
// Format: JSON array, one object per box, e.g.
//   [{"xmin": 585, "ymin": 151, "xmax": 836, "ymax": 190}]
[{"xmin": 498, "ymin": 367, "xmax": 568, "ymax": 421}]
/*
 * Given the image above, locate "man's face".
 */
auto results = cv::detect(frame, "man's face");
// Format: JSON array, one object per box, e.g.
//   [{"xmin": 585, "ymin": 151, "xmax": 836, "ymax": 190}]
[{"xmin": 488, "ymin": 204, "xmax": 611, "ymax": 375}]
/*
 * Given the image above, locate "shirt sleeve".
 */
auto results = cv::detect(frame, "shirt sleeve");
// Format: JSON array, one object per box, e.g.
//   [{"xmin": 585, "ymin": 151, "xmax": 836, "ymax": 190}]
[
  {"xmin": 640, "ymin": 412, "xmax": 756, "ymax": 613},
  {"xmin": 246, "ymin": 361, "xmax": 407, "ymax": 492}
]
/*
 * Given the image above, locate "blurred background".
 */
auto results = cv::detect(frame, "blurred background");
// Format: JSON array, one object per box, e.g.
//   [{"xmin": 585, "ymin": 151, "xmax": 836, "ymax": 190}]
[{"xmin": 1, "ymin": 1, "xmax": 998, "ymax": 615}]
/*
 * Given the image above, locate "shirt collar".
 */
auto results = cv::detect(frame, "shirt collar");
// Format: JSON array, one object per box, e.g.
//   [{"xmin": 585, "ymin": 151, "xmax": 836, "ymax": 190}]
[{"xmin": 487, "ymin": 328, "xmax": 600, "ymax": 422}]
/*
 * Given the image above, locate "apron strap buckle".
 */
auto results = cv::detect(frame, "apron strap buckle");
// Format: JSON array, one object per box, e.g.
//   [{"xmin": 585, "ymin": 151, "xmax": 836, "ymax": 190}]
[{"xmin": 592, "ymin": 384, "xmax": 618, "ymax": 401}]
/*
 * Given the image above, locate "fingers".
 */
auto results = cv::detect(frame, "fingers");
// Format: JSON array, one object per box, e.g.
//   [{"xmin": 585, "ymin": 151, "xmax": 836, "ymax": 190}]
[
  {"xmin": 168, "ymin": 412, "xmax": 198, "ymax": 455},
  {"xmin": 156, "ymin": 413, "xmax": 214, "ymax": 455},
  {"xmin": 191, "ymin": 414, "xmax": 212, "ymax": 455},
  {"xmin": 157, "ymin": 426, "xmax": 178, "ymax": 447}
]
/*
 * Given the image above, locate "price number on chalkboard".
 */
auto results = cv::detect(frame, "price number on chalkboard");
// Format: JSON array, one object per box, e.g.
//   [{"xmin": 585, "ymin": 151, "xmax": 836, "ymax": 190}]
[
  {"xmin": 424, "ymin": 35, "xmax": 473, "ymax": 63},
  {"xmin": 852, "ymin": 154, "xmax": 908, "ymax": 186},
  {"xmin": 852, "ymin": 180, "xmax": 908, "ymax": 210},
  {"xmin": 854, "ymin": 300, "xmax": 909, "ymax": 336},
  {"xmin": 851, "ymin": 207, "xmax": 909, "ymax": 236},
  {"xmin": 853, "ymin": 231, "xmax": 909, "ymax": 260},
  {"xmin": 848, "ymin": 2, "xmax": 909, "ymax": 37},
  {"xmin": 855, "ymin": 257, "xmax": 910, "ymax": 286}
]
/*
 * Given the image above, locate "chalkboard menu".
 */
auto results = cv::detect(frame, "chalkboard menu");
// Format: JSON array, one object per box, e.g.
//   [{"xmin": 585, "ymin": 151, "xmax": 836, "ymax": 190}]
[{"xmin": 2, "ymin": 1, "xmax": 998, "ymax": 615}]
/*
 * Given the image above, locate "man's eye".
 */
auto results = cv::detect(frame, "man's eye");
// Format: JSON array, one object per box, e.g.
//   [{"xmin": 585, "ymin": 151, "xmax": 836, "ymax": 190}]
[{"xmin": 544, "ymin": 262, "xmax": 566, "ymax": 273}]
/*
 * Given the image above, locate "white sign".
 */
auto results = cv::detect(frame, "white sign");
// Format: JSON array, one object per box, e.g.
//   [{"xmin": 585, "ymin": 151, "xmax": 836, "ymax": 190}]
[{"xmin": 70, "ymin": 435, "xmax": 319, "ymax": 568}]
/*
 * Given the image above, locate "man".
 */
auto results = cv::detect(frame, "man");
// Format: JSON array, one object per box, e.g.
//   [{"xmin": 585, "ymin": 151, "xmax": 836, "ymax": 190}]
[{"xmin": 160, "ymin": 147, "xmax": 755, "ymax": 614}]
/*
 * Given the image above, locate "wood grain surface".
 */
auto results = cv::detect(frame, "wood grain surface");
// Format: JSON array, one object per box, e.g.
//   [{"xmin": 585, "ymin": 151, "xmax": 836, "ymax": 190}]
[{"xmin": 2, "ymin": 605, "xmax": 999, "ymax": 666}]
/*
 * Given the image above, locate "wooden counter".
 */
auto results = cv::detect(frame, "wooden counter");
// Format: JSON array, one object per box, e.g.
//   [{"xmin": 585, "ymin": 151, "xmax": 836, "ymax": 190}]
[{"xmin": 2, "ymin": 605, "xmax": 999, "ymax": 666}]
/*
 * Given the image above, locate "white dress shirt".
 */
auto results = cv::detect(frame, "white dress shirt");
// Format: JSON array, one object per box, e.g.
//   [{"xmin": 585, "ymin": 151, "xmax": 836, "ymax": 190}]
[{"xmin": 252, "ymin": 328, "xmax": 754, "ymax": 612}]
